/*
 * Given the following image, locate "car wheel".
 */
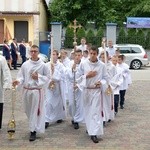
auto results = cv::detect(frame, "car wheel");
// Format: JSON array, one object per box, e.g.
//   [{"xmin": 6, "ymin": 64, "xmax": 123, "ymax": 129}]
[{"xmin": 131, "ymin": 60, "xmax": 142, "ymax": 70}]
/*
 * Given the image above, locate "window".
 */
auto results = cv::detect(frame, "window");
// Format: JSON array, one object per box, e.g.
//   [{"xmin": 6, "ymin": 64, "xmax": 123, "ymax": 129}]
[
  {"xmin": 14, "ymin": 21, "xmax": 28, "ymax": 42},
  {"xmin": 118, "ymin": 47, "xmax": 131, "ymax": 54},
  {"xmin": 131, "ymin": 47, "xmax": 141, "ymax": 53}
]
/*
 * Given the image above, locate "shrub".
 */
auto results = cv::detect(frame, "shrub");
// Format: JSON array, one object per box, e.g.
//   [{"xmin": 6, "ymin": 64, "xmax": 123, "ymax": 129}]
[
  {"xmin": 95, "ymin": 28, "xmax": 104, "ymax": 47},
  {"xmin": 136, "ymin": 29, "xmax": 145, "ymax": 48},
  {"xmin": 76, "ymin": 27, "xmax": 86, "ymax": 45},
  {"xmin": 117, "ymin": 28, "xmax": 127, "ymax": 44},
  {"xmin": 64, "ymin": 27, "xmax": 74, "ymax": 48},
  {"xmin": 86, "ymin": 29, "xmax": 95, "ymax": 45},
  {"xmin": 127, "ymin": 29, "xmax": 137, "ymax": 44},
  {"xmin": 145, "ymin": 30, "xmax": 150, "ymax": 49}
]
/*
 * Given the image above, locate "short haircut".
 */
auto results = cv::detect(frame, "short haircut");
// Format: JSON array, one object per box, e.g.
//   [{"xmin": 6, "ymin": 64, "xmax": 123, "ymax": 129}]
[
  {"xmin": 118, "ymin": 54, "xmax": 124, "ymax": 60},
  {"xmin": 100, "ymin": 51, "xmax": 109, "ymax": 58},
  {"xmin": 89, "ymin": 46, "xmax": 98, "ymax": 54},
  {"xmin": 75, "ymin": 49, "xmax": 82, "ymax": 53},
  {"xmin": 83, "ymin": 50, "xmax": 88, "ymax": 55},
  {"xmin": 116, "ymin": 48, "xmax": 120, "ymax": 52},
  {"xmin": 112, "ymin": 55, "xmax": 118, "ymax": 59},
  {"xmin": 53, "ymin": 49, "xmax": 59, "ymax": 56},
  {"xmin": 60, "ymin": 49, "xmax": 68, "ymax": 55},
  {"xmin": 31, "ymin": 45, "xmax": 39, "ymax": 50},
  {"xmin": 81, "ymin": 37, "xmax": 86, "ymax": 40},
  {"xmin": 4, "ymin": 39, "xmax": 7, "ymax": 43}
]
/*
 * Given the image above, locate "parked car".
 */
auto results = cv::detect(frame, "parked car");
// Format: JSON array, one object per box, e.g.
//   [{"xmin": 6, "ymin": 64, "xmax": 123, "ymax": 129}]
[
  {"xmin": 0, "ymin": 44, "xmax": 48, "ymax": 65},
  {"xmin": 114, "ymin": 44, "xmax": 149, "ymax": 69}
]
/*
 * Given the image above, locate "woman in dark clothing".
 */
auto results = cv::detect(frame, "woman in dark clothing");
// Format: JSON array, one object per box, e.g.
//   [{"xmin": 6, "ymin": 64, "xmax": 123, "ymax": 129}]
[{"xmin": 2, "ymin": 40, "xmax": 13, "ymax": 70}]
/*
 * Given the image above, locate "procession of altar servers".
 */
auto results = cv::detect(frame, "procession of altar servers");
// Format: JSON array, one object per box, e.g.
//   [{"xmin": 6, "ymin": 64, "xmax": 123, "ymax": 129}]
[
  {"xmin": 7, "ymin": 40, "xmax": 132, "ymax": 144},
  {"xmin": 44, "ymin": 46, "xmax": 132, "ymax": 143}
]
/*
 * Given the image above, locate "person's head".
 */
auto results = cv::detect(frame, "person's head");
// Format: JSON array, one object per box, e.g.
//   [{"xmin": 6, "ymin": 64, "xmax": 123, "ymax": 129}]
[
  {"xmin": 89, "ymin": 46, "xmax": 98, "ymax": 62},
  {"xmin": 86, "ymin": 43, "xmax": 92, "ymax": 50},
  {"xmin": 52, "ymin": 49, "xmax": 59, "ymax": 63},
  {"xmin": 100, "ymin": 51, "xmax": 109, "ymax": 63},
  {"xmin": 28, "ymin": 41, "xmax": 32, "ymax": 46},
  {"xmin": 30, "ymin": 45, "xmax": 39, "ymax": 61},
  {"xmin": 4, "ymin": 39, "xmax": 8, "ymax": 44},
  {"xmin": 60, "ymin": 49, "xmax": 68, "ymax": 60},
  {"xmin": 70, "ymin": 50, "xmax": 75, "ymax": 60},
  {"xmin": 22, "ymin": 39, "xmax": 25, "ymax": 43},
  {"xmin": 80, "ymin": 37, "xmax": 86, "ymax": 45},
  {"xmin": 118, "ymin": 55, "xmax": 125, "ymax": 64},
  {"xmin": 108, "ymin": 40, "xmax": 113, "ymax": 48},
  {"xmin": 83, "ymin": 50, "xmax": 88, "ymax": 58},
  {"xmin": 74, "ymin": 49, "xmax": 82, "ymax": 64},
  {"xmin": 13, "ymin": 38, "xmax": 17, "ymax": 43},
  {"xmin": 115, "ymin": 48, "xmax": 120, "ymax": 56},
  {"xmin": 111, "ymin": 55, "xmax": 118, "ymax": 66},
  {"xmin": 101, "ymin": 37, "xmax": 107, "ymax": 48}
]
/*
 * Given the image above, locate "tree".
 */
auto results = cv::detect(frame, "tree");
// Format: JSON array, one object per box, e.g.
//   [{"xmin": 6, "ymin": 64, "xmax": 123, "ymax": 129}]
[
  {"xmin": 86, "ymin": 29, "xmax": 95, "ymax": 44},
  {"xmin": 49, "ymin": 0, "xmax": 107, "ymax": 27},
  {"xmin": 136, "ymin": 29, "xmax": 145, "ymax": 48},
  {"xmin": 95, "ymin": 28, "xmax": 104, "ymax": 47},
  {"xmin": 145, "ymin": 30, "xmax": 150, "ymax": 49},
  {"xmin": 64, "ymin": 27, "xmax": 74, "ymax": 48},
  {"xmin": 76, "ymin": 28, "xmax": 86, "ymax": 45},
  {"xmin": 117, "ymin": 28, "xmax": 127, "ymax": 44},
  {"xmin": 127, "ymin": 29, "xmax": 137, "ymax": 44}
]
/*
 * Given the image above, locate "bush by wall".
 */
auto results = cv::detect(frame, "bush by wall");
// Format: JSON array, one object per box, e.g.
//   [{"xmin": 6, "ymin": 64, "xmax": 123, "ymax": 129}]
[
  {"xmin": 117, "ymin": 28, "xmax": 127, "ymax": 44},
  {"xmin": 76, "ymin": 28, "xmax": 86, "ymax": 45},
  {"xmin": 86, "ymin": 29, "xmax": 95, "ymax": 45},
  {"xmin": 127, "ymin": 29, "xmax": 137, "ymax": 44},
  {"xmin": 136, "ymin": 29, "xmax": 145, "ymax": 48},
  {"xmin": 95, "ymin": 28, "xmax": 104, "ymax": 47},
  {"xmin": 64, "ymin": 27, "xmax": 74, "ymax": 48},
  {"xmin": 145, "ymin": 31, "xmax": 150, "ymax": 49}
]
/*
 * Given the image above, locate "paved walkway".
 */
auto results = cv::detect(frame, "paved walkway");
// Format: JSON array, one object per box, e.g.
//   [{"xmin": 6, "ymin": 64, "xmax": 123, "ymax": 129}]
[{"xmin": 0, "ymin": 70, "xmax": 150, "ymax": 150}]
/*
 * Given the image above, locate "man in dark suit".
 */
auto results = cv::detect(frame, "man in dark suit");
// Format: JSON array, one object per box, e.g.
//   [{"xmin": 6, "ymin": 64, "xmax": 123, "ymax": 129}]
[
  {"xmin": 19, "ymin": 39, "xmax": 26, "ymax": 64},
  {"xmin": 2, "ymin": 40, "xmax": 13, "ymax": 69},
  {"xmin": 11, "ymin": 38, "xmax": 18, "ymax": 70}
]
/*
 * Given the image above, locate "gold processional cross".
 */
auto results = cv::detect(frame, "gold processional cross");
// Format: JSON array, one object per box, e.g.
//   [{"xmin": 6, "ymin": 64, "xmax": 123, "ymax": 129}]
[{"xmin": 69, "ymin": 19, "xmax": 82, "ymax": 47}]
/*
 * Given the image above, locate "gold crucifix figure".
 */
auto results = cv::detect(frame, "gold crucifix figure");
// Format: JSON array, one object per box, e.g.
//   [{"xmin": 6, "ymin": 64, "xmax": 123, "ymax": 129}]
[{"xmin": 69, "ymin": 19, "xmax": 82, "ymax": 46}]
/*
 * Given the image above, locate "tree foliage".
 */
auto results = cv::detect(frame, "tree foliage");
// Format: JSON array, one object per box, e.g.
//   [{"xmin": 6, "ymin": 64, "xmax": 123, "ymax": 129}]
[
  {"xmin": 145, "ymin": 30, "xmax": 150, "ymax": 49},
  {"xmin": 49, "ymin": 0, "xmax": 150, "ymax": 28},
  {"xmin": 76, "ymin": 28, "xmax": 86, "ymax": 44},
  {"xmin": 117, "ymin": 28, "xmax": 127, "ymax": 44},
  {"xmin": 64, "ymin": 27, "xmax": 74, "ymax": 48},
  {"xmin": 86, "ymin": 29, "xmax": 95, "ymax": 44}
]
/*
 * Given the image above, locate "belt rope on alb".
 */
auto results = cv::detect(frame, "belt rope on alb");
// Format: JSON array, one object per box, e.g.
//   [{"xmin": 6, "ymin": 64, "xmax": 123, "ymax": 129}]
[{"xmin": 24, "ymin": 87, "xmax": 42, "ymax": 116}]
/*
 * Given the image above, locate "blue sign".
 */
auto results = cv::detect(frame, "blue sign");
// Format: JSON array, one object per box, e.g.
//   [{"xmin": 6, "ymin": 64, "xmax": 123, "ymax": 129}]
[{"xmin": 127, "ymin": 17, "xmax": 150, "ymax": 28}]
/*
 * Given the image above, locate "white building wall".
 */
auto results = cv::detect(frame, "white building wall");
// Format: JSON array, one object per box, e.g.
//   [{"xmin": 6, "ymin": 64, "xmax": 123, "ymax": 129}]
[{"xmin": 0, "ymin": 0, "xmax": 40, "ymax": 12}]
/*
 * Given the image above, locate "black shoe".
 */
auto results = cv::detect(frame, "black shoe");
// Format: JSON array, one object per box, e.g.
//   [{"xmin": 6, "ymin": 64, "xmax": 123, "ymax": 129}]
[
  {"xmin": 29, "ymin": 131, "xmax": 36, "ymax": 141},
  {"xmin": 71, "ymin": 120, "xmax": 74, "ymax": 125},
  {"xmin": 91, "ymin": 136, "xmax": 99, "ymax": 143},
  {"xmin": 103, "ymin": 121, "xmax": 106, "ymax": 127},
  {"xmin": 14, "ymin": 68, "xmax": 18, "ymax": 70},
  {"xmin": 73, "ymin": 122, "xmax": 79, "ymax": 129},
  {"xmin": 45, "ymin": 122, "xmax": 49, "ymax": 129},
  {"xmin": 57, "ymin": 119, "xmax": 63, "ymax": 123},
  {"xmin": 120, "ymin": 105, "xmax": 124, "ymax": 109},
  {"xmin": 108, "ymin": 119, "xmax": 111, "ymax": 122},
  {"xmin": 86, "ymin": 130, "xmax": 88, "ymax": 134}
]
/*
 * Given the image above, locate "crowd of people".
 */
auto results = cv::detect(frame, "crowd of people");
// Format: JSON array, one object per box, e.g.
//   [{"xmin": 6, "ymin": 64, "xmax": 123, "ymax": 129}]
[
  {"xmin": 1, "ymin": 37, "xmax": 132, "ymax": 144},
  {"xmin": 2, "ymin": 38, "xmax": 32, "ymax": 70}
]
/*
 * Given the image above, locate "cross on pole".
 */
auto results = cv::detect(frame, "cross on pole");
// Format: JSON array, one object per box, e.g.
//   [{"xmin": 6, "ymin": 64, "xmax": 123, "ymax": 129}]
[{"xmin": 69, "ymin": 19, "xmax": 82, "ymax": 46}]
